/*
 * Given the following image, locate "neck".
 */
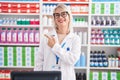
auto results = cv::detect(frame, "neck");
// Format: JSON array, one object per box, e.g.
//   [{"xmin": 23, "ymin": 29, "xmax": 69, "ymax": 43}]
[{"xmin": 56, "ymin": 27, "xmax": 69, "ymax": 34}]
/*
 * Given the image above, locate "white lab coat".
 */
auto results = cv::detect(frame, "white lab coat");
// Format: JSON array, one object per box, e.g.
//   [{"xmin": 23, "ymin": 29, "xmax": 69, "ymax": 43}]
[{"xmin": 34, "ymin": 29, "xmax": 81, "ymax": 80}]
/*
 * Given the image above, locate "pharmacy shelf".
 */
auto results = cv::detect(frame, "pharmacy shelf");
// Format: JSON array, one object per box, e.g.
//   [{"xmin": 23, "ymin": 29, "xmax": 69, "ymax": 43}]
[
  {"xmin": 90, "ymin": 45, "xmax": 120, "ymax": 47},
  {"xmin": 91, "ymin": 14, "xmax": 120, "ymax": 16},
  {"xmin": 74, "ymin": 67, "xmax": 87, "ymax": 69},
  {"xmin": 90, "ymin": 67, "xmax": 120, "ymax": 70},
  {"xmin": 91, "ymin": 26, "xmax": 120, "ymax": 28},
  {"xmin": 43, "ymin": 14, "xmax": 89, "ymax": 16},
  {"xmin": 0, "ymin": 66, "xmax": 34, "ymax": 68},
  {"xmin": 0, "ymin": 13, "xmax": 40, "ymax": 15},
  {"xmin": 73, "ymin": 26, "xmax": 88, "ymax": 28},
  {"xmin": 0, "ymin": 43, "xmax": 39, "ymax": 46},
  {"xmin": 72, "ymin": 14, "xmax": 89, "ymax": 16},
  {"xmin": 43, "ymin": 1, "xmax": 89, "ymax": 4},
  {"xmin": 91, "ymin": 2, "xmax": 120, "ymax": 4},
  {"xmin": 0, "ymin": 25, "xmax": 39, "ymax": 27},
  {"xmin": 0, "ymin": 1, "xmax": 39, "ymax": 3}
]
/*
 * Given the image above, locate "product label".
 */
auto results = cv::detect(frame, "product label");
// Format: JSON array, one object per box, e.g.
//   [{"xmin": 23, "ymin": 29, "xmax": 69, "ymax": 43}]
[
  {"xmin": 29, "ymin": 32, "xmax": 34, "ymax": 42},
  {"xmin": 1, "ymin": 32, "xmax": 5, "ymax": 42},
  {"xmin": 35, "ymin": 33, "xmax": 39, "ymax": 42},
  {"xmin": 13, "ymin": 32, "xmax": 17, "ymax": 42},
  {"xmin": 24, "ymin": 32, "xmax": 28, "ymax": 42},
  {"xmin": 18, "ymin": 32, "xmax": 22, "ymax": 42},
  {"xmin": 7, "ymin": 31, "xmax": 11, "ymax": 42}
]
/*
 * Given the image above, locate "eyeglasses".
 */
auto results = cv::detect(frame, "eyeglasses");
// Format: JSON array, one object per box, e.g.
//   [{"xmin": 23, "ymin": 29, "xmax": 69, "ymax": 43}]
[{"xmin": 53, "ymin": 11, "xmax": 69, "ymax": 19}]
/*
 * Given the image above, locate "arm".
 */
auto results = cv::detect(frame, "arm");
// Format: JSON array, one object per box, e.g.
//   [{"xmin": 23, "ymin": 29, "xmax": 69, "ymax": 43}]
[{"xmin": 52, "ymin": 35, "xmax": 81, "ymax": 65}]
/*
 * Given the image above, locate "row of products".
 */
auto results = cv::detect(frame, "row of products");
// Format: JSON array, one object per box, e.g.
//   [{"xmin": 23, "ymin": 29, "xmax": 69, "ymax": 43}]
[
  {"xmin": 108, "ymin": 54, "xmax": 119, "ymax": 67},
  {"xmin": 75, "ymin": 52, "xmax": 86, "ymax": 67},
  {"xmin": 91, "ymin": 17, "xmax": 119, "ymax": 26},
  {"xmin": 92, "ymin": 0, "xmax": 120, "ymax": 1},
  {"xmin": 0, "ymin": 70, "xmax": 11, "ymax": 80},
  {"xmin": 0, "ymin": 70, "xmax": 33, "ymax": 80},
  {"xmin": 0, "ymin": 2, "xmax": 39, "ymax": 13},
  {"xmin": 91, "ymin": 29, "xmax": 120, "ymax": 45},
  {"xmin": 90, "ymin": 51, "xmax": 108, "ymax": 67},
  {"xmin": 76, "ymin": 72, "xmax": 86, "ymax": 80},
  {"xmin": 90, "ymin": 71, "xmax": 120, "ymax": 80},
  {"xmin": 0, "ymin": 27, "xmax": 40, "ymax": 44},
  {"xmin": 92, "ymin": 3, "xmax": 120, "ymax": 14},
  {"xmin": 0, "ymin": 3, "xmax": 39, "ymax": 8},
  {"xmin": 0, "ymin": 18, "xmax": 39, "ymax": 25},
  {"xmin": 73, "ymin": 17, "xmax": 88, "ymax": 26},
  {"xmin": 0, "ymin": 0, "xmax": 39, "ymax": 2},
  {"xmin": 0, "ymin": 47, "xmax": 39, "ymax": 66},
  {"xmin": 42, "ymin": 16, "xmax": 53, "ymax": 26},
  {"xmin": 43, "ymin": 0, "xmax": 88, "ymax": 1},
  {"xmin": 76, "ymin": 32, "xmax": 88, "ymax": 45},
  {"xmin": 42, "ymin": 4, "xmax": 88, "ymax": 15},
  {"xmin": 43, "ymin": 16, "xmax": 88, "ymax": 26}
]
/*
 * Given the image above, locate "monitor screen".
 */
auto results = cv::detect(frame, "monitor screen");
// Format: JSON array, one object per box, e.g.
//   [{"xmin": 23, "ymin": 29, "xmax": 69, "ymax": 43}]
[{"xmin": 11, "ymin": 71, "xmax": 61, "ymax": 80}]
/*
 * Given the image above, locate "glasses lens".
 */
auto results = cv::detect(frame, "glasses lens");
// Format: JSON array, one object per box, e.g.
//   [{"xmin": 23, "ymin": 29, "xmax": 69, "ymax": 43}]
[
  {"xmin": 54, "ymin": 13, "xmax": 60, "ymax": 18},
  {"xmin": 61, "ymin": 11, "xmax": 68, "ymax": 18},
  {"xmin": 53, "ymin": 11, "xmax": 68, "ymax": 19}
]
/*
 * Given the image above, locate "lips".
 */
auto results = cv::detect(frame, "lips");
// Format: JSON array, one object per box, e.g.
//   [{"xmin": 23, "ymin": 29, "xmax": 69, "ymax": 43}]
[{"xmin": 58, "ymin": 19, "xmax": 65, "ymax": 23}]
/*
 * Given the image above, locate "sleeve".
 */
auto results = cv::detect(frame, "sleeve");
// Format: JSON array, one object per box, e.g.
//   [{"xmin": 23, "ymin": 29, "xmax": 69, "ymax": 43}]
[
  {"xmin": 34, "ymin": 36, "xmax": 46, "ymax": 71},
  {"xmin": 51, "ymin": 35, "xmax": 81, "ymax": 65}
]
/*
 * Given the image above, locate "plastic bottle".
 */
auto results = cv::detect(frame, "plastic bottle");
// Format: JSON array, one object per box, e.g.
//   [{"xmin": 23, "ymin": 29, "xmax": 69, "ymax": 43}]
[
  {"xmin": 7, "ymin": 28, "xmax": 12, "ymax": 43},
  {"xmin": 117, "ymin": 17, "xmax": 120, "ymax": 26},
  {"xmin": 111, "ymin": 17, "xmax": 116, "ymax": 26},
  {"xmin": 1, "ymin": 28, "xmax": 6, "ymax": 43},
  {"xmin": 78, "ymin": 73, "xmax": 82, "ymax": 80},
  {"xmin": 18, "ymin": 28, "xmax": 23, "ymax": 43},
  {"xmin": 12, "ymin": 28, "xmax": 18, "ymax": 43},
  {"xmin": 42, "ymin": 15, "xmax": 48, "ymax": 26},
  {"xmin": 23, "ymin": 28, "xmax": 29, "ymax": 43},
  {"xmin": 106, "ymin": 17, "xmax": 111, "ymax": 26},
  {"xmin": 100, "ymin": 17, "xmax": 106, "ymax": 26},
  {"xmin": 80, "ymin": 52, "xmax": 86, "ymax": 67},
  {"xmin": 29, "ymin": 28, "xmax": 34, "ymax": 43},
  {"xmin": 91, "ymin": 17, "xmax": 96, "ymax": 25},
  {"xmin": 34, "ymin": 28, "xmax": 39, "ymax": 44},
  {"xmin": 83, "ymin": 73, "xmax": 86, "ymax": 80}
]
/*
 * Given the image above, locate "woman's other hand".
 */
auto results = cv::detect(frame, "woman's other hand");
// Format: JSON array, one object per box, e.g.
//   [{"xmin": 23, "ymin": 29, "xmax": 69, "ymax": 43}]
[{"xmin": 44, "ymin": 34, "xmax": 56, "ymax": 48}]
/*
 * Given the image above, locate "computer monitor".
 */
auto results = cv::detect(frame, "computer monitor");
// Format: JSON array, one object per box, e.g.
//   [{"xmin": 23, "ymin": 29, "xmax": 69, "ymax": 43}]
[{"xmin": 11, "ymin": 71, "xmax": 61, "ymax": 80}]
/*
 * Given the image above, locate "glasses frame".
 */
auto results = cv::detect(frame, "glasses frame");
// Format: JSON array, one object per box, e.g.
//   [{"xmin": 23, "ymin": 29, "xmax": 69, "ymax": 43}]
[{"xmin": 53, "ymin": 11, "xmax": 69, "ymax": 19}]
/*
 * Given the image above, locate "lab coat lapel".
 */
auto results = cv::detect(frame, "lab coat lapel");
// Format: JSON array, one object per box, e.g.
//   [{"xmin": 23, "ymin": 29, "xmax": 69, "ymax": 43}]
[{"xmin": 60, "ymin": 32, "xmax": 73, "ymax": 48}]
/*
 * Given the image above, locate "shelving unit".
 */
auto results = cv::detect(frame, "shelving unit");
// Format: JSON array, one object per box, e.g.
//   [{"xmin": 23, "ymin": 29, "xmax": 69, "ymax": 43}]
[
  {"xmin": 0, "ymin": 0, "xmax": 40, "ymax": 72},
  {"xmin": 0, "ymin": 0, "xmax": 120, "ymax": 80}
]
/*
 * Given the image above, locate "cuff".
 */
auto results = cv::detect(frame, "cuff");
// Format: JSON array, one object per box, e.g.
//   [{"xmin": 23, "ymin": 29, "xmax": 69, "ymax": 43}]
[{"xmin": 51, "ymin": 43, "xmax": 61, "ymax": 54}]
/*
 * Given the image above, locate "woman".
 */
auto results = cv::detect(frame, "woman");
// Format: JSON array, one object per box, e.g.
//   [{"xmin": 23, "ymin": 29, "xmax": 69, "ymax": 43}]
[{"xmin": 34, "ymin": 4, "xmax": 81, "ymax": 80}]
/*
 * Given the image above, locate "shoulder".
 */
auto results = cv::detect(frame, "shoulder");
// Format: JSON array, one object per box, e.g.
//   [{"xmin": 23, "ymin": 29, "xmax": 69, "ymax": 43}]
[
  {"xmin": 71, "ymin": 33, "xmax": 80, "ymax": 40},
  {"xmin": 68, "ymin": 32, "xmax": 80, "ymax": 43}
]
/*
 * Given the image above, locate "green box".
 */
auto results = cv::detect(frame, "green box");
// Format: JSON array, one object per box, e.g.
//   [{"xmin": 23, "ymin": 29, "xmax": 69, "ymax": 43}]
[
  {"xmin": 22, "ymin": 47, "xmax": 26, "ymax": 66},
  {"xmin": 101, "ymin": 8, "xmax": 104, "ymax": 14},
  {"xmin": 91, "ymin": 9, "xmax": 95, "ymax": 14},
  {"xmin": 31, "ymin": 47, "xmax": 34, "ymax": 66},
  {"xmin": 4, "ymin": 47, "xmax": 8, "ymax": 66},
  {"xmin": 110, "ymin": 3, "xmax": 114, "ymax": 9},
  {"xmin": 101, "ymin": 4, "xmax": 104, "ymax": 9},
  {"xmin": 89, "ymin": 71, "xmax": 93, "ymax": 80},
  {"xmin": 13, "ymin": 47, "xmax": 17, "ymax": 66},
  {"xmin": 92, "ymin": 4, "xmax": 95, "ymax": 9},
  {"xmin": 108, "ymin": 71, "xmax": 111, "ymax": 79},
  {"xmin": 99, "ymin": 72, "xmax": 102, "ymax": 80}
]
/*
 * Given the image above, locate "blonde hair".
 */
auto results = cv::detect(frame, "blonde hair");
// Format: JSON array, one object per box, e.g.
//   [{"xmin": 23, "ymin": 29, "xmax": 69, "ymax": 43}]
[{"xmin": 53, "ymin": 4, "xmax": 73, "ymax": 33}]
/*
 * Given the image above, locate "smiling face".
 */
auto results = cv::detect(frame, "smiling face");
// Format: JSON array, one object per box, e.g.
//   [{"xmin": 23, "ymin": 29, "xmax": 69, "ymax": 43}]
[{"xmin": 53, "ymin": 7, "xmax": 70, "ymax": 34}]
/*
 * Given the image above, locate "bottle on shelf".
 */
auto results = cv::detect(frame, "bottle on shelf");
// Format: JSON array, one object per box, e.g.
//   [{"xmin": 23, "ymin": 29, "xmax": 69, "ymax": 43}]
[{"xmin": 80, "ymin": 52, "xmax": 86, "ymax": 67}]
